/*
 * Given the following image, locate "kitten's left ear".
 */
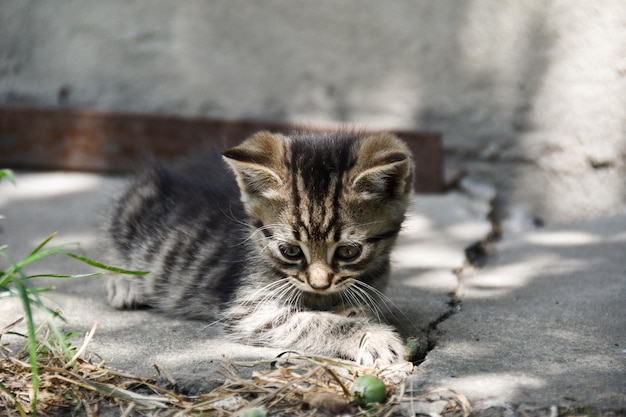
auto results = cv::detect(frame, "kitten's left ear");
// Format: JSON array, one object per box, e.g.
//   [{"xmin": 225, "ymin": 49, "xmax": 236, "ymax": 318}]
[
  {"xmin": 351, "ymin": 133, "xmax": 414, "ymax": 199},
  {"xmin": 222, "ymin": 131, "xmax": 288, "ymax": 201}
]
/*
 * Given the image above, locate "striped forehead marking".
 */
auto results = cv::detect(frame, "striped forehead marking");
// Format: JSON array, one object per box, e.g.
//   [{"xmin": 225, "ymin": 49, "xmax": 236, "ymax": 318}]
[{"xmin": 287, "ymin": 135, "xmax": 357, "ymax": 242}]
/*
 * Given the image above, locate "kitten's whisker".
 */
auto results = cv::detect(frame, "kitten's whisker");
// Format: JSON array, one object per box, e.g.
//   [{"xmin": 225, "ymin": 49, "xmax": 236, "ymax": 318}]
[
  {"xmin": 353, "ymin": 284, "xmax": 387, "ymax": 316},
  {"xmin": 232, "ymin": 222, "xmax": 294, "ymax": 247},
  {"xmin": 200, "ymin": 316, "xmax": 228, "ymax": 331},
  {"xmin": 292, "ymin": 290, "xmax": 303, "ymax": 312},
  {"xmin": 259, "ymin": 281, "xmax": 293, "ymax": 304},
  {"xmin": 283, "ymin": 286, "xmax": 301, "ymax": 313},
  {"xmin": 354, "ymin": 280, "xmax": 403, "ymax": 316},
  {"xmin": 347, "ymin": 285, "xmax": 384, "ymax": 323},
  {"xmin": 247, "ymin": 279, "xmax": 298, "ymax": 317},
  {"xmin": 338, "ymin": 291, "xmax": 348, "ymax": 312},
  {"xmin": 342, "ymin": 288, "xmax": 371, "ymax": 319},
  {"xmin": 219, "ymin": 204, "xmax": 250, "ymax": 228},
  {"xmin": 354, "ymin": 284, "xmax": 397, "ymax": 320},
  {"xmin": 273, "ymin": 281, "xmax": 298, "ymax": 304},
  {"xmin": 353, "ymin": 280, "xmax": 421, "ymax": 332},
  {"xmin": 341, "ymin": 279, "xmax": 390, "ymax": 322},
  {"xmin": 238, "ymin": 279, "xmax": 290, "ymax": 306}
]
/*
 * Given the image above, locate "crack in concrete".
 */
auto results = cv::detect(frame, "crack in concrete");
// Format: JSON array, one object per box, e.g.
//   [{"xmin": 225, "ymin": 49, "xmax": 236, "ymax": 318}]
[
  {"xmin": 424, "ymin": 295, "xmax": 462, "ymax": 353},
  {"xmin": 421, "ymin": 192, "xmax": 501, "ymax": 360}
]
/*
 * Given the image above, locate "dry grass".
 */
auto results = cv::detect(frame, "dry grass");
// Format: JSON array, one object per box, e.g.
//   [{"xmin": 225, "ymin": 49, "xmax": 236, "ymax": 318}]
[{"xmin": 1, "ymin": 320, "xmax": 471, "ymax": 417}]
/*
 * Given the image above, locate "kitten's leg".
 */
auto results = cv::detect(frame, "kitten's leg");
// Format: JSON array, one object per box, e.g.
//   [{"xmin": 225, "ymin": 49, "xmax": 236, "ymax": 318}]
[
  {"xmin": 224, "ymin": 305, "xmax": 405, "ymax": 365},
  {"xmin": 107, "ymin": 274, "xmax": 149, "ymax": 309}
]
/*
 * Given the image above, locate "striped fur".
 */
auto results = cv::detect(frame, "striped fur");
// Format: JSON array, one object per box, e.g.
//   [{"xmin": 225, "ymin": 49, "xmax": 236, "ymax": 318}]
[{"xmin": 105, "ymin": 131, "xmax": 413, "ymax": 365}]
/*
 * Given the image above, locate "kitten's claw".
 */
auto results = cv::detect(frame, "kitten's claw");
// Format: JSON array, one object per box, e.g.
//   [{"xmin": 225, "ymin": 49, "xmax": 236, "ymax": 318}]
[
  {"xmin": 354, "ymin": 326, "xmax": 406, "ymax": 366},
  {"xmin": 107, "ymin": 275, "xmax": 148, "ymax": 309}
]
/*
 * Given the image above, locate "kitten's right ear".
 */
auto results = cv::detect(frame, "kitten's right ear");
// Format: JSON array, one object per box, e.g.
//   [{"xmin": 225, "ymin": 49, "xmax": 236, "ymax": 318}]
[
  {"xmin": 222, "ymin": 131, "xmax": 287, "ymax": 201},
  {"xmin": 351, "ymin": 133, "xmax": 414, "ymax": 199}
]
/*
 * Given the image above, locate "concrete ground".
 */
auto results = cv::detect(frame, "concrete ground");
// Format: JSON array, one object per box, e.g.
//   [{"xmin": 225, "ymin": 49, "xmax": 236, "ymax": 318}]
[
  {"xmin": 0, "ymin": 171, "xmax": 624, "ymax": 415},
  {"xmin": 415, "ymin": 212, "xmax": 626, "ymax": 416}
]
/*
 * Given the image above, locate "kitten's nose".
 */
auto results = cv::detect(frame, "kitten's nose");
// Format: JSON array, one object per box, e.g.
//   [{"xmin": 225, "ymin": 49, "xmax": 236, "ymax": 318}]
[{"xmin": 307, "ymin": 262, "xmax": 333, "ymax": 291}]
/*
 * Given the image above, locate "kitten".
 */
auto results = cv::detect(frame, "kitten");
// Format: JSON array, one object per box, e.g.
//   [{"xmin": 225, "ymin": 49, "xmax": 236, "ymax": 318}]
[{"xmin": 104, "ymin": 131, "xmax": 414, "ymax": 365}]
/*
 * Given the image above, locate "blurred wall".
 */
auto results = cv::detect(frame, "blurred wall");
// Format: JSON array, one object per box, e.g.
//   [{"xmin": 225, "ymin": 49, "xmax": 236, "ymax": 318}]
[{"xmin": 1, "ymin": 0, "xmax": 625, "ymax": 225}]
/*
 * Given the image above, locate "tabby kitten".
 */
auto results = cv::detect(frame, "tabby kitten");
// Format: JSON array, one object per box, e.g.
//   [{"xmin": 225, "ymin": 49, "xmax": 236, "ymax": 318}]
[{"xmin": 105, "ymin": 131, "xmax": 414, "ymax": 365}]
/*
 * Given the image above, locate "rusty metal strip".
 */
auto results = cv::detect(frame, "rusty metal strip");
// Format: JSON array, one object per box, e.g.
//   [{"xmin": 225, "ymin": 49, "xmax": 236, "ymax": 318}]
[{"xmin": 0, "ymin": 106, "xmax": 443, "ymax": 192}]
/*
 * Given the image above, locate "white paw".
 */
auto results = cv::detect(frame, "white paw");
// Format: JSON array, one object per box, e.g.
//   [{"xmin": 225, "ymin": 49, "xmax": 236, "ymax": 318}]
[
  {"xmin": 355, "ymin": 326, "xmax": 406, "ymax": 366},
  {"xmin": 107, "ymin": 275, "xmax": 148, "ymax": 309}
]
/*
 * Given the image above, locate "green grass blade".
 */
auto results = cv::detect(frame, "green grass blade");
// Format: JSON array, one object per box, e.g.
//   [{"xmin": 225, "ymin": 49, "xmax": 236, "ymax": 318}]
[
  {"xmin": 0, "ymin": 169, "xmax": 16, "ymax": 185},
  {"xmin": 4, "ymin": 244, "xmax": 147, "ymax": 277},
  {"xmin": 26, "ymin": 232, "xmax": 59, "ymax": 259},
  {"xmin": 2, "ymin": 246, "xmax": 101, "ymax": 282},
  {"xmin": 13, "ymin": 243, "xmax": 78, "ymax": 270},
  {"xmin": 1, "ymin": 234, "xmax": 147, "ymax": 284},
  {"xmin": 24, "ymin": 290, "xmax": 66, "ymax": 321},
  {"xmin": 1, "ymin": 237, "xmax": 81, "ymax": 278},
  {"xmin": 43, "ymin": 317, "xmax": 76, "ymax": 361},
  {"xmin": 27, "ymin": 285, "xmax": 56, "ymax": 294},
  {"xmin": 0, "ymin": 250, "xmax": 16, "ymax": 287},
  {"xmin": 26, "ymin": 272, "xmax": 102, "ymax": 280},
  {"xmin": 5, "ymin": 330, "xmax": 28, "ymax": 338},
  {"xmin": 0, "ymin": 380, "xmax": 27, "ymax": 417},
  {"xmin": 60, "ymin": 251, "xmax": 149, "ymax": 275},
  {"xmin": 13, "ymin": 278, "xmax": 40, "ymax": 414}
]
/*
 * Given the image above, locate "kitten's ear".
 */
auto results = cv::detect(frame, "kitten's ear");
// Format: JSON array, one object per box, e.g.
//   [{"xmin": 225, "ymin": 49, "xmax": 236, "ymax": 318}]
[
  {"xmin": 351, "ymin": 133, "xmax": 414, "ymax": 199},
  {"xmin": 222, "ymin": 131, "xmax": 287, "ymax": 200}
]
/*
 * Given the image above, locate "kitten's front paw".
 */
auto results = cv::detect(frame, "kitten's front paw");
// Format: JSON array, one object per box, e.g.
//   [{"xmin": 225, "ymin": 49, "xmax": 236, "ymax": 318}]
[
  {"xmin": 107, "ymin": 275, "xmax": 148, "ymax": 309},
  {"xmin": 356, "ymin": 325, "xmax": 406, "ymax": 366}
]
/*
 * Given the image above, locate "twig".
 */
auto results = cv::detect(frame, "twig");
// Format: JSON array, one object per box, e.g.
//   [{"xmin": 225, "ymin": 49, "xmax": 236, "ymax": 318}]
[
  {"xmin": 63, "ymin": 322, "xmax": 98, "ymax": 369},
  {"xmin": 323, "ymin": 366, "xmax": 352, "ymax": 398}
]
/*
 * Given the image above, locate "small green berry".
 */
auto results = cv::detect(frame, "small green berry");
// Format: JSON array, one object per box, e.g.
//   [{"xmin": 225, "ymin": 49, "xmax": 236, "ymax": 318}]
[{"xmin": 351, "ymin": 374, "xmax": 387, "ymax": 405}]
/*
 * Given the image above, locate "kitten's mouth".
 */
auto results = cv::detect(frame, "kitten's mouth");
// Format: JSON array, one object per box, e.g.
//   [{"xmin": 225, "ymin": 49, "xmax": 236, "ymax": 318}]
[
  {"xmin": 302, "ymin": 285, "xmax": 341, "ymax": 295},
  {"xmin": 307, "ymin": 287, "xmax": 339, "ymax": 295},
  {"xmin": 297, "ymin": 286, "xmax": 350, "ymax": 311},
  {"xmin": 289, "ymin": 276, "xmax": 351, "ymax": 295}
]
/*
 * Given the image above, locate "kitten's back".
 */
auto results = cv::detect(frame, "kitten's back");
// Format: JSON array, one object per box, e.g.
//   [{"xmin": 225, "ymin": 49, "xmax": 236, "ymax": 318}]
[{"xmin": 104, "ymin": 151, "xmax": 248, "ymax": 319}]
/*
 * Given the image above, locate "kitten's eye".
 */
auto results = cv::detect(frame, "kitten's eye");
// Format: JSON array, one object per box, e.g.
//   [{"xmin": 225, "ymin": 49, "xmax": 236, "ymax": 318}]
[
  {"xmin": 335, "ymin": 244, "xmax": 362, "ymax": 262},
  {"xmin": 278, "ymin": 243, "xmax": 304, "ymax": 261}
]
